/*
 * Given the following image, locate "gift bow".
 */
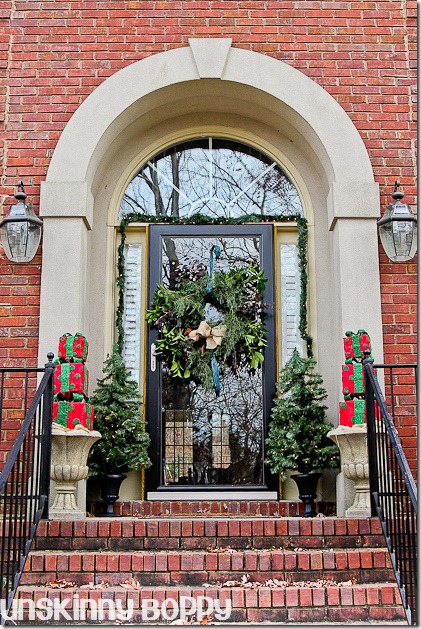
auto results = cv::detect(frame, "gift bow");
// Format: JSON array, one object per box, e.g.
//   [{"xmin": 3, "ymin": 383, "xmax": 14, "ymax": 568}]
[{"xmin": 188, "ymin": 321, "xmax": 226, "ymax": 350}]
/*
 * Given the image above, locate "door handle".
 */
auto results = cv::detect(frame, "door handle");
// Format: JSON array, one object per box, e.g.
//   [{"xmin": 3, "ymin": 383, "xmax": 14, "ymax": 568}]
[{"xmin": 150, "ymin": 343, "xmax": 157, "ymax": 372}]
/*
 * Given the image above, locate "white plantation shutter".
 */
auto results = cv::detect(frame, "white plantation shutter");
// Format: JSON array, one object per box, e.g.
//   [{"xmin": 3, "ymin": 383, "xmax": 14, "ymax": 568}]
[
  {"xmin": 122, "ymin": 243, "xmax": 142, "ymax": 385},
  {"xmin": 280, "ymin": 243, "xmax": 303, "ymax": 364}
]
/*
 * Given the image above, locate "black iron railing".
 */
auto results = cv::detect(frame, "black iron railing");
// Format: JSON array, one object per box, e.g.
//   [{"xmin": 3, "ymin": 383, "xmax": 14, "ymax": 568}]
[
  {"xmin": 364, "ymin": 359, "xmax": 417, "ymax": 626},
  {"xmin": 0, "ymin": 354, "xmax": 54, "ymax": 625}
]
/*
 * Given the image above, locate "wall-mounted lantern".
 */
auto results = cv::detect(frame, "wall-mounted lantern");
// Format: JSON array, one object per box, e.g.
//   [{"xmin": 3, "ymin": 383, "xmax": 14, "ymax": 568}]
[
  {"xmin": 0, "ymin": 181, "xmax": 43, "ymax": 263},
  {"xmin": 378, "ymin": 181, "xmax": 417, "ymax": 262}
]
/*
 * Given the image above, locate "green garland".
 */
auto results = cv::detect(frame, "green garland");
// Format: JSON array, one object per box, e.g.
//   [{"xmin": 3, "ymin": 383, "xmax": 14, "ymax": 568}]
[
  {"xmin": 116, "ymin": 212, "xmax": 312, "ymax": 359},
  {"xmin": 297, "ymin": 216, "xmax": 313, "ymax": 358}
]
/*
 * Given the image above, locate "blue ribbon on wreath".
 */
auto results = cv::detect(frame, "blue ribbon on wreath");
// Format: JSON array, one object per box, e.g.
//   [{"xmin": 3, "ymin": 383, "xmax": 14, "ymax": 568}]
[
  {"xmin": 211, "ymin": 350, "xmax": 221, "ymax": 394},
  {"xmin": 206, "ymin": 244, "xmax": 221, "ymax": 294},
  {"xmin": 206, "ymin": 244, "xmax": 222, "ymax": 393}
]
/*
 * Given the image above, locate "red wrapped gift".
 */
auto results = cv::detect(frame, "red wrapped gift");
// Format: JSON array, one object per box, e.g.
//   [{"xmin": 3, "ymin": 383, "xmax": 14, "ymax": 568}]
[
  {"xmin": 339, "ymin": 399, "xmax": 366, "ymax": 426},
  {"xmin": 54, "ymin": 363, "xmax": 89, "ymax": 397},
  {"xmin": 343, "ymin": 330, "xmax": 371, "ymax": 361},
  {"xmin": 58, "ymin": 333, "xmax": 88, "ymax": 363},
  {"xmin": 342, "ymin": 363, "xmax": 364, "ymax": 396},
  {"xmin": 53, "ymin": 401, "xmax": 94, "ymax": 430}
]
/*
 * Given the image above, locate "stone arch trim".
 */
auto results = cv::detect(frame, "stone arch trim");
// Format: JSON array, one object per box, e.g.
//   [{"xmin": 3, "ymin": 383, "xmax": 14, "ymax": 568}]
[
  {"xmin": 41, "ymin": 38, "xmax": 379, "ymax": 228},
  {"xmin": 38, "ymin": 38, "xmax": 384, "ymax": 387}
]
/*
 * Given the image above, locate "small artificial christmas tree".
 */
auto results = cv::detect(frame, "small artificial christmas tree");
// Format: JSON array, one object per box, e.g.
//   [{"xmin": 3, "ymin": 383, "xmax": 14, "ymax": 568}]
[
  {"xmin": 88, "ymin": 344, "xmax": 151, "ymax": 475},
  {"xmin": 266, "ymin": 348, "xmax": 339, "ymax": 481}
]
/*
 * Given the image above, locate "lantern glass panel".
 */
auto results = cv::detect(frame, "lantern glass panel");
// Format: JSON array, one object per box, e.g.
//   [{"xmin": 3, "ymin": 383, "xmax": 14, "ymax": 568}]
[
  {"xmin": 0, "ymin": 202, "xmax": 42, "ymax": 262},
  {"xmin": 378, "ymin": 204, "xmax": 417, "ymax": 262}
]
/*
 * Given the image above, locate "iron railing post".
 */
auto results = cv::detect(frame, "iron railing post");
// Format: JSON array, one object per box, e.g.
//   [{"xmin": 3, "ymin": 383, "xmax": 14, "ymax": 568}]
[
  {"xmin": 363, "ymin": 354, "xmax": 379, "ymax": 517},
  {"xmin": 40, "ymin": 353, "xmax": 55, "ymax": 519}
]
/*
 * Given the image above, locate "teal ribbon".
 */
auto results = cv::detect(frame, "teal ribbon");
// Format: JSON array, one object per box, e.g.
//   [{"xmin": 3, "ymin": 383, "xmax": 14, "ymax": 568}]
[
  {"xmin": 211, "ymin": 349, "xmax": 221, "ymax": 394},
  {"xmin": 206, "ymin": 244, "xmax": 221, "ymax": 294},
  {"xmin": 206, "ymin": 244, "xmax": 222, "ymax": 392}
]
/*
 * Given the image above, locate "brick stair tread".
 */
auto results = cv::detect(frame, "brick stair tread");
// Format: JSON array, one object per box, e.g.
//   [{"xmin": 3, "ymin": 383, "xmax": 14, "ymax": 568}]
[
  {"xmin": 15, "ymin": 583, "xmax": 406, "ymax": 624},
  {"xmin": 35, "ymin": 516, "xmax": 384, "ymax": 532},
  {"xmin": 108, "ymin": 500, "xmax": 310, "ymax": 518},
  {"xmin": 23, "ymin": 548, "xmax": 394, "ymax": 569},
  {"xmin": 33, "ymin": 517, "xmax": 386, "ymax": 552},
  {"xmin": 21, "ymin": 547, "xmax": 394, "ymax": 588}
]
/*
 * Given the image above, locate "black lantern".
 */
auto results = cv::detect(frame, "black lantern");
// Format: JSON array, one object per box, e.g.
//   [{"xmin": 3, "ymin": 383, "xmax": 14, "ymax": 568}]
[
  {"xmin": 377, "ymin": 181, "xmax": 417, "ymax": 262},
  {"xmin": 0, "ymin": 181, "xmax": 43, "ymax": 263}
]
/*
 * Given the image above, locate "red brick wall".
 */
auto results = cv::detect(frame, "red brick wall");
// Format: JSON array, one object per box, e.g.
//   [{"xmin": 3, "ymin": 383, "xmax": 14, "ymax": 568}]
[{"xmin": 0, "ymin": 2, "xmax": 417, "ymax": 464}]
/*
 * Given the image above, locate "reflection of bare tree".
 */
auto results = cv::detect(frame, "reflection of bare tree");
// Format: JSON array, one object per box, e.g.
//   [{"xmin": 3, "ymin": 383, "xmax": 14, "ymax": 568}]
[
  {"xmin": 191, "ymin": 369, "xmax": 264, "ymax": 485},
  {"xmin": 170, "ymin": 153, "xmax": 180, "ymax": 217},
  {"xmin": 162, "ymin": 237, "xmax": 179, "ymax": 288},
  {"xmin": 119, "ymin": 138, "xmax": 303, "ymax": 219},
  {"xmin": 162, "ymin": 367, "xmax": 264, "ymax": 486},
  {"xmin": 161, "ymin": 236, "xmax": 260, "ymax": 289}
]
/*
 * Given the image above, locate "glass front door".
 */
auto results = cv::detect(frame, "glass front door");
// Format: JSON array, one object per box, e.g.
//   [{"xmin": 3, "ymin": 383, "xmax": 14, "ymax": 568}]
[{"xmin": 146, "ymin": 224, "xmax": 276, "ymax": 493}]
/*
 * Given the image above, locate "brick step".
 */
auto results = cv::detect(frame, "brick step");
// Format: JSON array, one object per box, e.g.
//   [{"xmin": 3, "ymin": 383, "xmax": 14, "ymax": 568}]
[
  {"xmin": 109, "ymin": 500, "xmax": 311, "ymax": 518},
  {"xmin": 21, "ymin": 547, "xmax": 394, "ymax": 587},
  {"xmin": 33, "ymin": 517, "xmax": 386, "ymax": 552},
  {"xmin": 14, "ymin": 583, "xmax": 406, "ymax": 624}
]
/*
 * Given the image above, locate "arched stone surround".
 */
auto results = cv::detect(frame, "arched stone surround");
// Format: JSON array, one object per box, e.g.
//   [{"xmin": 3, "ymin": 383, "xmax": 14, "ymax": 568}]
[{"xmin": 39, "ymin": 38, "xmax": 382, "ymax": 423}]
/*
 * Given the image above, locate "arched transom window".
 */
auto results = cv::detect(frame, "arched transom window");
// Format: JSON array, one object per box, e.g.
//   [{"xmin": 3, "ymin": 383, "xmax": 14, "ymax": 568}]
[{"xmin": 119, "ymin": 138, "xmax": 303, "ymax": 220}]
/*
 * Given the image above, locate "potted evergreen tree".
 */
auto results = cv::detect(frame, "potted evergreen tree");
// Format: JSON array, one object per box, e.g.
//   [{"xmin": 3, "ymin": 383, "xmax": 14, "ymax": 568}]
[
  {"xmin": 88, "ymin": 345, "xmax": 151, "ymax": 515},
  {"xmin": 266, "ymin": 349, "xmax": 339, "ymax": 516}
]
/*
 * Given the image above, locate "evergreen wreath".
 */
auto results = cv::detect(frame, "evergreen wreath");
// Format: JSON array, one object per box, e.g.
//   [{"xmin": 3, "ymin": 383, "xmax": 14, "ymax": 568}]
[
  {"xmin": 116, "ymin": 212, "xmax": 313, "ymax": 358},
  {"xmin": 145, "ymin": 258, "xmax": 268, "ymax": 392}
]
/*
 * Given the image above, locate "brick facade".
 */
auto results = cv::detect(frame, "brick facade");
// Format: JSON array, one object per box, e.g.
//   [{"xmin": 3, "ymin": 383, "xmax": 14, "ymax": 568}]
[{"xmin": 0, "ymin": 2, "xmax": 417, "ymax": 464}]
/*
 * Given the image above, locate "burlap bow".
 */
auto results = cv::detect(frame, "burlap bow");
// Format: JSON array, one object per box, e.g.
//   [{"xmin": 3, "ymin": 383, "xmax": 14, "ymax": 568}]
[{"xmin": 188, "ymin": 321, "xmax": 226, "ymax": 350}]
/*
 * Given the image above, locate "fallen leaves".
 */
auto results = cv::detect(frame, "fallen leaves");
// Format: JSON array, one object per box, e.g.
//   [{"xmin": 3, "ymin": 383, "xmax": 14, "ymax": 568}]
[
  {"xmin": 46, "ymin": 579, "xmax": 76, "ymax": 589},
  {"xmin": 199, "ymin": 615, "xmax": 213, "ymax": 624},
  {"xmin": 120, "ymin": 578, "xmax": 142, "ymax": 589},
  {"xmin": 79, "ymin": 581, "xmax": 109, "ymax": 590},
  {"xmin": 211, "ymin": 573, "xmax": 358, "ymax": 589}
]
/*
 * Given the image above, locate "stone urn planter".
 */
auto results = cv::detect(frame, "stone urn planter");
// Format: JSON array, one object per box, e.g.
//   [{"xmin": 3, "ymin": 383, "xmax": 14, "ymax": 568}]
[
  {"xmin": 50, "ymin": 423, "xmax": 101, "ymax": 519},
  {"xmin": 327, "ymin": 424, "xmax": 370, "ymax": 517}
]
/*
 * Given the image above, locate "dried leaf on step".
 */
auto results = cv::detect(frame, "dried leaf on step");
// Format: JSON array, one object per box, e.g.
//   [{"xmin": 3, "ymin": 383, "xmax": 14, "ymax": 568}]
[
  {"xmin": 199, "ymin": 615, "xmax": 213, "ymax": 625},
  {"xmin": 338, "ymin": 578, "xmax": 357, "ymax": 586},
  {"xmin": 207, "ymin": 546, "xmax": 235, "ymax": 553},
  {"xmin": 80, "ymin": 581, "xmax": 110, "ymax": 590},
  {"xmin": 47, "ymin": 579, "xmax": 76, "ymax": 589},
  {"xmin": 120, "ymin": 579, "xmax": 142, "ymax": 589},
  {"xmin": 264, "ymin": 578, "xmax": 288, "ymax": 588},
  {"xmin": 221, "ymin": 580, "xmax": 240, "ymax": 587}
]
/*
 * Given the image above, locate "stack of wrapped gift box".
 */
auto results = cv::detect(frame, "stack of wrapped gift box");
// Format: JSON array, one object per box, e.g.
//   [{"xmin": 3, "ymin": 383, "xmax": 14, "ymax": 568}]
[
  {"xmin": 52, "ymin": 333, "xmax": 94, "ymax": 430},
  {"xmin": 339, "ymin": 329, "xmax": 374, "ymax": 427}
]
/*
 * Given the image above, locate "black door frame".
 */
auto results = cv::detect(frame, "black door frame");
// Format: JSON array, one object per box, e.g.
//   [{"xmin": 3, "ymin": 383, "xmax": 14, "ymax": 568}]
[{"xmin": 146, "ymin": 223, "xmax": 277, "ymax": 494}]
